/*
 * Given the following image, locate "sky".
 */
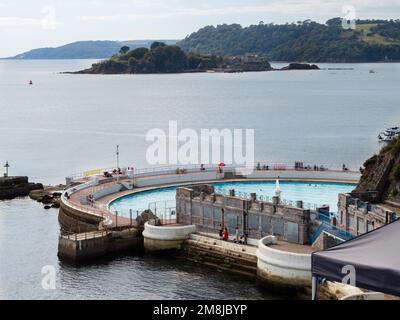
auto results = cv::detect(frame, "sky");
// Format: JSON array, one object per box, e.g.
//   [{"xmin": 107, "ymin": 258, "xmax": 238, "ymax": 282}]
[{"xmin": 0, "ymin": 0, "xmax": 399, "ymax": 57}]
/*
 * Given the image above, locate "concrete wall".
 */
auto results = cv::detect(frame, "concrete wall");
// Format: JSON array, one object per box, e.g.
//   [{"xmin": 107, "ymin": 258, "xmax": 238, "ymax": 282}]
[
  {"xmin": 58, "ymin": 228, "xmax": 142, "ymax": 261},
  {"xmin": 243, "ymin": 170, "xmax": 360, "ymax": 182},
  {"xmin": 93, "ymin": 184, "xmax": 122, "ymax": 201},
  {"xmin": 59, "ymin": 201, "xmax": 103, "ymax": 232},
  {"xmin": 58, "ymin": 234, "xmax": 109, "ymax": 261},
  {"xmin": 135, "ymin": 172, "xmax": 223, "ymax": 188},
  {"xmin": 256, "ymin": 236, "xmax": 311, "ymax": 290},
  {"xmin": 176, "ymin": 185, "xmax": 311, "ymax": 244},
  {"xmin": 142, "ymin": 222, "xmax": 196, "ymax": 252},
  {"xmin": 312, "ymin": 231, "xmax": 344, "ymax": 250},
  {"xmin": 340, "ymin": 292, "xmax": 385, "ymax": 300},
  {"xmin": 338, "ymin": 193, "xmax": 391, "ymax": 236}
]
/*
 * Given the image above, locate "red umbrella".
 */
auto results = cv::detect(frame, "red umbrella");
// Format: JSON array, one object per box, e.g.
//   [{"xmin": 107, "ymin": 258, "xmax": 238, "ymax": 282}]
[{"xmin": 218, "ymin": 162, "xmax": 226, "ymax": 167}]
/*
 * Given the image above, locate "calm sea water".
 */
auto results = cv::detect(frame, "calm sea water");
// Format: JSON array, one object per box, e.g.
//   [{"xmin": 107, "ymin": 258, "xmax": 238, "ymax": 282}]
[
  {"xmin": 1, "ymin": 60, "xmax": 399, "ymax": 184},
  {"xmin": 1, "ymin": 60, "xmax": 399, "ymax": 299}
]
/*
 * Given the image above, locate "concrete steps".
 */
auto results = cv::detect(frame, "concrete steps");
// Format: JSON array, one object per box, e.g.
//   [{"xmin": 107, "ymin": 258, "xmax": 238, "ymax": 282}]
[{"xmin": 182, "ymin": 233, "xmax": 258, "ymax": 277}]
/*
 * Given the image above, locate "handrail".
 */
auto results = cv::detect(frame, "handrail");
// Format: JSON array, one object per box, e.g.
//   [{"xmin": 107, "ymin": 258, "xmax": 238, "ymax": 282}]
[
  {"xmin": 67, "ymin": 162, "xmax": 360, "ymax": 181},
  {"xmin": 311, "ymin": 222, "xmax": 354, "ymax": 244},
  {"xmin": 62, "ymin": 163, "xmax": 359, "ymax": 230}
]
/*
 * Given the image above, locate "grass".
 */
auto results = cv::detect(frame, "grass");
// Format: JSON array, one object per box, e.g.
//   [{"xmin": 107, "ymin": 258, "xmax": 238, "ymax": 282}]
[{"xmin": 356, "ymin": 23, "xmax": 400, "ymax": 45}]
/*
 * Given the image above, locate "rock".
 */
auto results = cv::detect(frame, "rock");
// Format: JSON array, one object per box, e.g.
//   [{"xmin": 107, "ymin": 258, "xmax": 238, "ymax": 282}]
[
  {"xmin": 0, "ymin": 176, "xmax": 43, "ymax": 200},
  {"xmin": 281, "ymin": 63, "xmax": 320, "ymax": 70},
  {"xmin": 28, "ymin": 185, "xmax": 65, "ymax": 210},
  {"xmin": 41, "ymin": 194, "xmax": 54, "ymax": 204},
  {"xmin": 44, "ymin": 205, "xmax": 52, "ymax": 210},
  {"xmin": 51, "ymin": 202, "xmax": 60, "ymax": 209},
  {"xmin": 355, "ymin": 138, "xmax": 400, "ymax": 203},
  {"xmin": 136, "ymin": 209, "xmax": 160, "ymax": 227}
]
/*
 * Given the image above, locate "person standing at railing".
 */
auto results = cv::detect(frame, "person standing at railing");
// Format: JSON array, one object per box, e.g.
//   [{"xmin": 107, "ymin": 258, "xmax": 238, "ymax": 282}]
[
  {"xmin": 223, "ymin": 227, "xmax": 229, "ymax": 241},
  {"xmin": 219, "ymin": 224, "xmax": 223, "ymax": 239},
  {"xmin": 234, "ymin": 227, "xmax": 240, "ymax": 243}
]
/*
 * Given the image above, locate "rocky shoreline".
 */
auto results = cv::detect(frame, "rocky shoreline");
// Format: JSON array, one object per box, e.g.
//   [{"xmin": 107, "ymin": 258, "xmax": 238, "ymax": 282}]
[
  {"xmin": 69, "ymin": 61, "xmax": 319, "ymax": 75},
  {"xmin": 0, "ymin": 175, "xmax": 66, "ymax": 210},
  {"xmin": 0, "ymin": 176, "xmax": 43, "ymax": 200},
  {"xmin": 29, "ymin": 185, "xmax": 65, "ymax": 209}
]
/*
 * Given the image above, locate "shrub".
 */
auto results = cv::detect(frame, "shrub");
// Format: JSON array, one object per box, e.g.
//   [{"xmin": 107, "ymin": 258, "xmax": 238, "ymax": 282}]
[
  {"xmin": 391, "ymin": 138, "xmax": 400, "ymax": 156},
  {"xmin": 391, "ymin": 164, "xmax": 400, "ymax": 182},
  {"xmin": 363, "ymin": 154, "xmax": 378, "ymax": 168}
]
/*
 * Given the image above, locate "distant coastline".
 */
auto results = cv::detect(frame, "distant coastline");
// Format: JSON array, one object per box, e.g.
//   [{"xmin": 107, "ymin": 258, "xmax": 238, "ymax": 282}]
[{"xmin": 5, "ymin": 18, "xmax": 400, "ymax": 63}]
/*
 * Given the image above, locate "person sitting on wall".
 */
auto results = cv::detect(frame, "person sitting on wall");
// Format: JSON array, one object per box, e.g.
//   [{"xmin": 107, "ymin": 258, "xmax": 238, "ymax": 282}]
[
  {"xmin": 200, "ymin": 164, "xmax": 205, "ymax": 171},
  {"xmin": 223, "ymin": 227, "xmax": 229, "ymax": 241}
]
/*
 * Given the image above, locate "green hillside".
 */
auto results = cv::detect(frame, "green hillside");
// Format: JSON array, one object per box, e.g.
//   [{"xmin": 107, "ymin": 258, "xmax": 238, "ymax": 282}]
[{"xmin": 178, "ymin": 18, "xmax": 400, "ymax": 62}]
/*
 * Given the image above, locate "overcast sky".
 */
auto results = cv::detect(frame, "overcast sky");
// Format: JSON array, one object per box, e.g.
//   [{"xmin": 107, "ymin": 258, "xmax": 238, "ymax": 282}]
[{"xmin": 0, "ymin": 0, "xmax": 399, "ymax": 57}]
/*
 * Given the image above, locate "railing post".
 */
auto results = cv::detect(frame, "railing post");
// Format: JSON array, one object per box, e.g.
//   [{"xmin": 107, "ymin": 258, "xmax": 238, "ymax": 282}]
[
  {"xmin": 130, "ymin": 209, "xmax": 132, "ymax": 226},
  {"xmin": 115, "ymin": 211, "xmax": 118, "ymax": 228}
]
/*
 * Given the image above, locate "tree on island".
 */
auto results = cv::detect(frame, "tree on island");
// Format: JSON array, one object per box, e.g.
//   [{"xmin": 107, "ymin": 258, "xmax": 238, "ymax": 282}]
[
  {"xmin": 119, "ymin": 46, "xmax": 130, "ymax": 54},
  {"xmin": 79, "ymin": 41, "xmax": 273, "ymax": 74}
]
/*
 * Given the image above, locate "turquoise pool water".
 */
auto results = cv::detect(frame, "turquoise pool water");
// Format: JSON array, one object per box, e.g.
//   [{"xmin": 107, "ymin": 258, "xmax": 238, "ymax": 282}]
[{"xmin": 109, "ymin": 181, "xmax": 355, "ymax": 216}]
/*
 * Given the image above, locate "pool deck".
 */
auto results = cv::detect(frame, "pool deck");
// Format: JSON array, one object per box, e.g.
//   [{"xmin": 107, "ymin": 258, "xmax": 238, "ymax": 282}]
[
  {"xmin": 62, "ymin": 167, "xmax": 360, "ymax": 229},
  {"xmin": 100, "ymin": 177, "xmax": 357, "ymax": 209},
  {"xmin": 269, "ymin": 241, "xmax": 316, "ymax": 254}
]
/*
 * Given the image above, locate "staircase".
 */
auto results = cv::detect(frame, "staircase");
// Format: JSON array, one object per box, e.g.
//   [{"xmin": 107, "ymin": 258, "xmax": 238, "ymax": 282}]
[
  {"xmin": 311, "ymin": 222, "xmax": 354, "ymax": 246},
  {"xmin": 182, "ymin": 233, "xmax": 258, "ymax": 277}
]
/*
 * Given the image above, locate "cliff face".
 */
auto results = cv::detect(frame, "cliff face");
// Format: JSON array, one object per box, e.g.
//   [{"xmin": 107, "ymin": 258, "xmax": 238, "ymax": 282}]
[{"xmin": 354, "ymin": 138, "xmax": 400, "ymax": 203}]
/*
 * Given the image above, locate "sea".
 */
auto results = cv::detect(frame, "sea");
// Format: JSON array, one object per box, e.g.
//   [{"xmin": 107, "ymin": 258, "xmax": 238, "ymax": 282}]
[{"xmin": 0, "ymin": 60, "xmax": 399, "ymax": 299}]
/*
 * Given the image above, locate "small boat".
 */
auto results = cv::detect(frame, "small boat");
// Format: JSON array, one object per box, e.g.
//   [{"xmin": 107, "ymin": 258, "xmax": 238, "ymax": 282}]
[
  {"xmin": 378, "ymin": 127, "xmax": 400, "ymax": 142},
  {"xmin": 369, "ymin": 70, "xmax": 376, "ymax": 74}
]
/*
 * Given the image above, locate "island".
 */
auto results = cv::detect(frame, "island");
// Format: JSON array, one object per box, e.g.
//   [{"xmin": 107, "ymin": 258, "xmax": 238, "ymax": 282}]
[
  {"xmin": 70, "ymin": 42, "xmax": 319, "ymax": 75},
  {"xmin": 71, "ymin": 42, "xmax": 273, "ymax": 74}
]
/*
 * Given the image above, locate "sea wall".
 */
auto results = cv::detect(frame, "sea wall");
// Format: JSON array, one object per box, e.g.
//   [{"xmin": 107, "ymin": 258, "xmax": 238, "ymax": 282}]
[
  {"xmin": 182, "ymin": 233, "xmax": 258, "ymax": 278},
  {"xmin": 143, "ymin": 222, "xmax": 196, "ymax": 251},
  {"xmin": 59, "ymin": 200, "xmax": 103, "ymax": 232},
  {"xmin": 256, "ymin": 236, "xmax": 311, "ymax": 291},
  {"xmin": 58, "ymin": 228, "xmax": 142, "ymax": 261}
]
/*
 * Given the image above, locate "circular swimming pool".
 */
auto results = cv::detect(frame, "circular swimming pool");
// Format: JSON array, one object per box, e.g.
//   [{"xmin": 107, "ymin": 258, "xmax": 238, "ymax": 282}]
[{"xmin": 109, "ymin": 181, "xmax": 355, "ymax": 217}]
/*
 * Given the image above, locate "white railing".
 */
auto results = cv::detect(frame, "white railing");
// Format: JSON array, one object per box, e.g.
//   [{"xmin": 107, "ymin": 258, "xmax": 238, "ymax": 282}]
[
  {"xmin": 62, "ymin": 162, "xmax": 359, "ymax": 228},
  {"xmin": 67, "ymin": 162, "xmax": 359, "ymax": 183}
]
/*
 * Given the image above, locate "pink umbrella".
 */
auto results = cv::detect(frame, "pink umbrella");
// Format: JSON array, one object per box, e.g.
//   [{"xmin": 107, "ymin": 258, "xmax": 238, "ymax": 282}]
[{"xmin": 218, "ymin": 162, "xmax": 226, "ymax": 167}]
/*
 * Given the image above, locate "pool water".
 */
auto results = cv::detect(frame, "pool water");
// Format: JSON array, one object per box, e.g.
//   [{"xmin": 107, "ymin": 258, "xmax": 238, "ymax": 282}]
[{"xmin": 109, "ymin": 181, "xmax": 355, "ymax": 217}]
